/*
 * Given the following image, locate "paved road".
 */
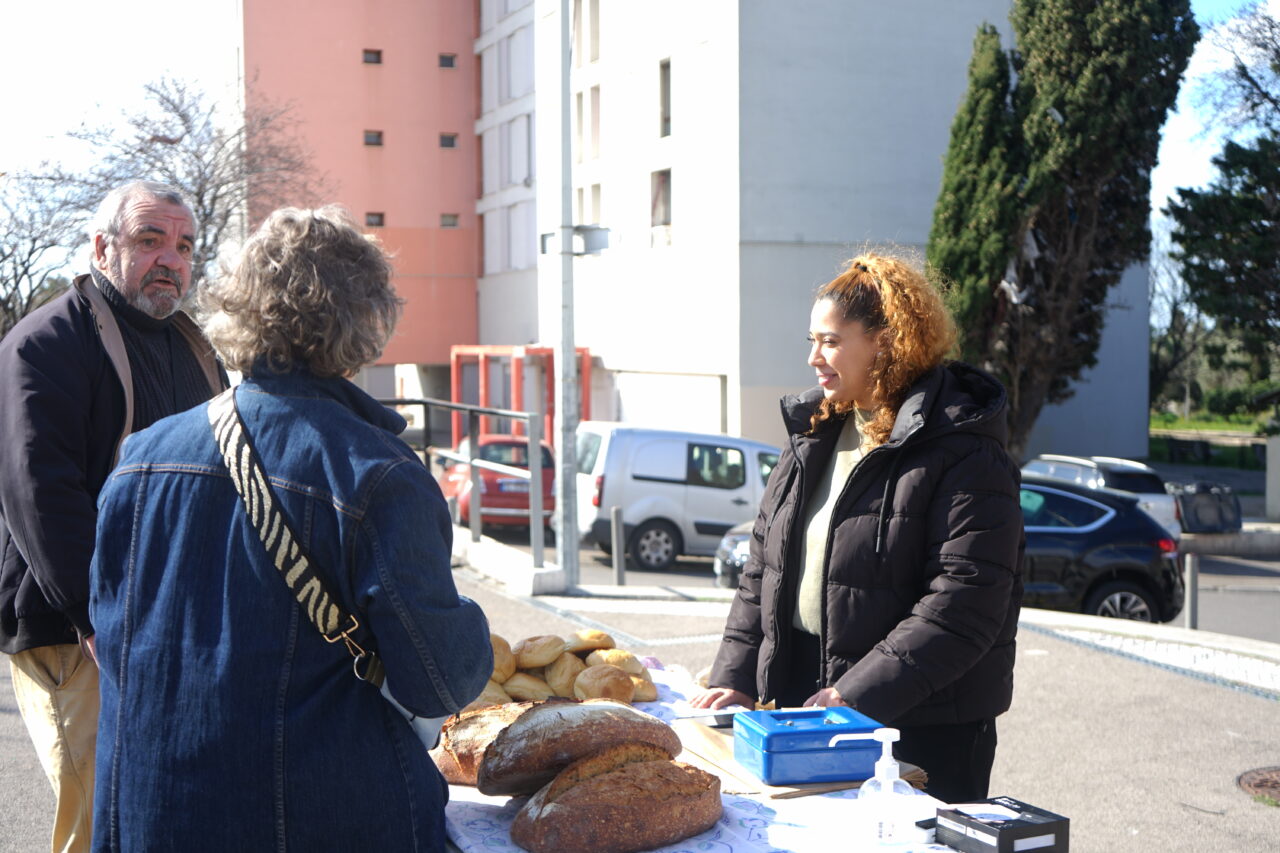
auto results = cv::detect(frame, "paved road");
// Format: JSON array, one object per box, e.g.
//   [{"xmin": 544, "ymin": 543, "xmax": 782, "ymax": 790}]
[
  {"xmin": 5, "ymin": 570, "xmax": 1280, "ymax": 853},
  {"xmin": 489, "ymin": 529, "xmax": 1280, "ymax": 645}
]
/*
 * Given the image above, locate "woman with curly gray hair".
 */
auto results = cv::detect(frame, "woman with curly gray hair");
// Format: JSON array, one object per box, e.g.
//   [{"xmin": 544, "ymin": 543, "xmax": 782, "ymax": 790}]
[{"xmin": 88, "ymin": 206, "xmax": 493, "ymax": 852}]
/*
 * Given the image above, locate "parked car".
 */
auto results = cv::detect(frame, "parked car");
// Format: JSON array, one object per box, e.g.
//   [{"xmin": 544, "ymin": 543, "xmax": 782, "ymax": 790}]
[
  {"xmin": 575, "ymin": 422, "xmax": 780, "ymax": 570},
  {"xmin": 1021, "ymin": 454, "xmax": 1182, "ymax": 538},
  {"xmin": 439, "ymin": 434, "xmax": 555, "ymax": 528},
  {"xmin": 713, "ymin": 473, "xmax": 1184, "ymax": 623}
]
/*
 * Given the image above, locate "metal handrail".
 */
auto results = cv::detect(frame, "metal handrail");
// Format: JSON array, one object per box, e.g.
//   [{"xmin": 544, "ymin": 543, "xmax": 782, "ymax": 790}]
[{"xmin": 378, "ymin": 396, "xmax": 546, "ymax": 568}]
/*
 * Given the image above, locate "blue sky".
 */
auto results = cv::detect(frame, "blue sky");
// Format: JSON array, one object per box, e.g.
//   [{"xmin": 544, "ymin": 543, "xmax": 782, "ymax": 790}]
[{"xmin": 0, "ymin": 1, "xmax": 1268, "ymax": 237}]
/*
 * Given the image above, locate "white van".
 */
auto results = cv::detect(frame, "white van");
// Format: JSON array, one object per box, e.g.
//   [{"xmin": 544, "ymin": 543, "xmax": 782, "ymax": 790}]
[{"xmin": 575, "ymin": 422, "xmax": 781, "ymax": 570}]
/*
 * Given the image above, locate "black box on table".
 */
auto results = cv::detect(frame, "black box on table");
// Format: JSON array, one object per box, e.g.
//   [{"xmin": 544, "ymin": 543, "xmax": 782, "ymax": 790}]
[{"xmin": 935, "ymin": 796, "xmax": 1068, "ymax": 853}]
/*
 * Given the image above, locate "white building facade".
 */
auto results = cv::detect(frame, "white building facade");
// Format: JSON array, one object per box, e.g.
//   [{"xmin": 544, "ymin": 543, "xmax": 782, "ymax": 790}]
[{"xmin": 506, "ymin": 0, "xmax": 1149, "ymax": 457}]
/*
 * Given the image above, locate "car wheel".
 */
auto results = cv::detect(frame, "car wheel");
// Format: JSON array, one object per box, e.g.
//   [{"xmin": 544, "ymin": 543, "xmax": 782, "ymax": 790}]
[
  {"xmin": 629, "ymin": 520, "xmax": 680, "ymax": 571},
  {"xmin": 1084, "ymin": 581, "xmax": 1159, "ymax": 622}
]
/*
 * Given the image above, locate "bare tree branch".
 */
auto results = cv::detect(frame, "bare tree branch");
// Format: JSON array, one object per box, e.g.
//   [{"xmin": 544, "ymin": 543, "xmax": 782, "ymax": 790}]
[
  {"xmin": 0, "ymin": 174, "xmax": 79, "ymax": 338},
  {"xmin": 37, "ymin": 76, "xmax": 327, "ymax": 285}
]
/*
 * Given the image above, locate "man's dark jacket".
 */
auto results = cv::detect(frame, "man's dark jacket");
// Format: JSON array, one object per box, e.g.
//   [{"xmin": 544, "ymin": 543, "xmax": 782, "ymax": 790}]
[
  {"xmin": 708, "ymin": 362, "xmax": 1024, "ymax": 727},
  {"xmin": 0, "ymin": 275, "xmax": 225, "ymax": 654}
]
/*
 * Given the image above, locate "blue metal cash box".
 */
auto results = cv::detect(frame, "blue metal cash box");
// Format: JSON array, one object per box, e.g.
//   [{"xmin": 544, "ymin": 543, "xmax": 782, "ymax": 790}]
[{"xmin": 732, "ymin": 707, "xmax": 883, "ymax": 785}]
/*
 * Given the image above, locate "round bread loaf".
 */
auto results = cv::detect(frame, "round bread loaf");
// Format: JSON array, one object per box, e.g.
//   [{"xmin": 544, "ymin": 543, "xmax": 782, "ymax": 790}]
[
  {"xmin": 574, "ymin": 665, "xmax": 635, "ymax": 702},
  {"xmin": 504, "ymin": 672, "xmax": 556, "ymax": 701},
  {"xmin": 629, "ymin": 676, "xmax": 658, "ymax": 703},
  {"xmin": 491, "ymin": 634, "xmax": 516, "ymax": 683},
  {"xmin": 511, "ymin": 755, "xmax": 722, "ymax": 853},
  {"xmin": 429, "ymin": 700, "xmax": 545, "ymax": 785},
  {"xmin": 476, "ymin": 700, "xmax": 681, "ymax": 795},
  {"xmin": 461, "ymin": 679, "xmax": 513, "ymax": 713},
  {"xmin": 545, "ymin": 652, "xmax": 588, "ymax": 698},
  {"xmin": 564, "ymin": 628, "xmax": 616, "ymax": 655},
  {"xmin": 585, "ymin": 648, "xmax": 645, "ymax": 676},
  {"xmin": 513, "ymin": 635, "xmax": 566, "ymax": 669}
]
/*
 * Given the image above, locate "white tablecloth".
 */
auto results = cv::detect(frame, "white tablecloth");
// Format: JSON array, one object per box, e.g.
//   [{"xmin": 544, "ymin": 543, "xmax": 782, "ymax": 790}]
[{"xmin": 443, "ymin": 667, "xmax": 953, "ymax": 852}]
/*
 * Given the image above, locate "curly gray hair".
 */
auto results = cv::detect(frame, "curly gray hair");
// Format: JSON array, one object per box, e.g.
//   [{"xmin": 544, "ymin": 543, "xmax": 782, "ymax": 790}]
[{"xmin": 199, "ymin": 205, "xmax": 402, "ymax": 377}]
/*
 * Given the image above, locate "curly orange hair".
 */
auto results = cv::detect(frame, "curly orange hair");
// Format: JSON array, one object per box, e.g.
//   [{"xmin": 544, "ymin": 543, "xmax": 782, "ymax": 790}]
[{"xmin": 809, "ymin": 252, "xmax": 957, "ymax": 444}]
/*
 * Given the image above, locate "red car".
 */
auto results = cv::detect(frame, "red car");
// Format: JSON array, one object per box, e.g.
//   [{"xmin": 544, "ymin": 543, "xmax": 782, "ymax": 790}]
[{"xmin": 439, "ymin": 434, "xmax": 555, "ymax": 528}]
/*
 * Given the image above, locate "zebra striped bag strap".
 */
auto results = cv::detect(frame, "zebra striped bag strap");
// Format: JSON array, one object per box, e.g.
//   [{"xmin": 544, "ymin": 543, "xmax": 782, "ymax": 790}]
[{"xmin": 207, "ymin": 388, "xmax": 386, "ymax": 687}]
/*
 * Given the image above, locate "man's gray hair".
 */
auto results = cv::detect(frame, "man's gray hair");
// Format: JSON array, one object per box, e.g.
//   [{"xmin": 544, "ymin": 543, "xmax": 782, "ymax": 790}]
[{"xmin": 88, "ymin": 180, "xmax": 197, "ymax": 247}]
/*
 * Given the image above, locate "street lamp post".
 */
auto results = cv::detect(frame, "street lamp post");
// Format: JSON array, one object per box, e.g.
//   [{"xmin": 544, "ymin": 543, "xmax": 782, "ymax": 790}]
[{"xmin": 555, "ymin": 0, "xmax": 580, "ymax": 588}]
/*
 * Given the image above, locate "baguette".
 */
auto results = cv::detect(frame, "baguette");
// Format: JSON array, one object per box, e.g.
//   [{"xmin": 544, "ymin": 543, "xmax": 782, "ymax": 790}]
[
  {"xmin": 476, "ymin": 700, "xmax": 680, "ymax": 796},
  {"xmin": 510, "ymin": 749, "xmax": 722, "ymax": 853}
]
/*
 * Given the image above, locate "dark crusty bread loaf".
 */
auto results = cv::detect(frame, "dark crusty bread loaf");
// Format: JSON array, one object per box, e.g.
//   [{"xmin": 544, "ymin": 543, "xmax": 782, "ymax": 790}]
[
  {"xmin": 476, "ymin": 699, "xmax": 681, "ymax": 796},
  {"xmin": 429, "ymin": 700, "xmax": 554, "ymax": 785},
  {"xmin": 510, "ymin": 753, "xmax": 722, "ymax": 853}
]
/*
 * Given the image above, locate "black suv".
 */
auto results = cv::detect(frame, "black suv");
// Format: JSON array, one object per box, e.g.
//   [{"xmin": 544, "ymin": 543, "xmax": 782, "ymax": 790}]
[{"xmin": 713, "ymin": 473, "xmax": 1184, "ymax": 623}]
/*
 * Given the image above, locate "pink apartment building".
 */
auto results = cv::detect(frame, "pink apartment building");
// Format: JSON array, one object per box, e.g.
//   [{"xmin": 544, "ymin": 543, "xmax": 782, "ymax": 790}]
[{"xmin": 242, "ymin": 0, "xmax": 479, "ymax": 368}]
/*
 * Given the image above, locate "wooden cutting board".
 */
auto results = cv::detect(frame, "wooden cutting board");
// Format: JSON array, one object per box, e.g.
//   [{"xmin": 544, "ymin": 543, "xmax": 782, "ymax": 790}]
[{"xmin": 671, "ymin": 718, "xmax": 927, "ymax": 800}]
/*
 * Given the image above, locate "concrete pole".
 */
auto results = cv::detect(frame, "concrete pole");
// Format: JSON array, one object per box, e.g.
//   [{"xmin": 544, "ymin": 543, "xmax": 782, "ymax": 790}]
[
  {"xmin": 1267, "ymin": 436, "xmax": 1280, "ymax": 521},
  {"xmin": 554, "ymin": 0, "xmax": 581, "ymax": 587},
  {"xmin": 1183, "ymin": 553, "xmax": 1198, "ymax": 630}
]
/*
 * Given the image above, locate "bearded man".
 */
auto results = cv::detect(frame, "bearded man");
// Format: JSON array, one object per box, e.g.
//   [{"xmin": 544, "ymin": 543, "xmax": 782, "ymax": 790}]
[{"xmin": 0, "ymin": 180, "xmax": 226, "ymax": 853}]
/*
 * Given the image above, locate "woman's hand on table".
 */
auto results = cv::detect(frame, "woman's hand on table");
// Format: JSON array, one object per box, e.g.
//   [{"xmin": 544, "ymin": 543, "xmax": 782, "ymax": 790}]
[
  {"xmin": 802, "ymin": 687, "xmax": 848, "ymax": 707},
  {"xmin": 688, "ymin": 686, "xmax": 753, "ymax": 710}
]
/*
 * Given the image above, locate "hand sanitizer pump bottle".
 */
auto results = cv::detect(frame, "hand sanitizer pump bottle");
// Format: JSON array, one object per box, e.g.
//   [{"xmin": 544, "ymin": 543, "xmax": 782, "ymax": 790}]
[
  {"xmin": 828, "ymin": 727, "xmax": 929, "ymax": 845},
  {"xmin": 857, "ymin": 728, "xmax": 914, "ymax": 799}
]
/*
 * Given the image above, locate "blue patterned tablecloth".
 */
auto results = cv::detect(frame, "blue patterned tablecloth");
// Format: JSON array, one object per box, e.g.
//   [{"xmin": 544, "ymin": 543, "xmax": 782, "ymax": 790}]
[{"xmin": 443, "ymin": 667, "xmax": 951, "ymax": 852}]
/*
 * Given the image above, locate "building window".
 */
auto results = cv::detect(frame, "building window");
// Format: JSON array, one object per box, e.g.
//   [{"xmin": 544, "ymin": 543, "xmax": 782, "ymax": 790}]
[
  {"xmin": 364, "ymin": 130, "xmax": 384, "ymax": 146},
  {"xmin": 589, "ymin": 0, "xmax": 600, "ymax": 62},
  {"xmin": 651, "ymin": 169, "xmax": 671, "ymax": 226},
  {"xmin": 573, "ymin": 0, "xmax": 583, "ymax": 67},
  {"xmin": 590, "ymin": 85, "xmax": 600, "ymax": 160},
  {"xmin": 659, "ymin": 60, "xmax": 671, "ymax": 137},
  {"xmin": 366, "ymin": 212, "xmax": 385, "ymax": 227},
  {"xmin": 591, "ymin": 184, "xmax": 601, "ymax": 224},
  {"xmin": 439, "ymin": 53, "xmax": 457, "ymax": 68},
  {"xmin": 363, "ymin": 49, "xmax": 383, "ymax": 64},
  {"xmin": 440, "ymin": 133, "xmax": 458, "ymax": 148},
  {"xmin": 575, "ymin": 92, "xmax": 584, "ymax": 163},
  {"xmin": 441, "ymin": 213, "xmax": 460, "ymax": 228}
]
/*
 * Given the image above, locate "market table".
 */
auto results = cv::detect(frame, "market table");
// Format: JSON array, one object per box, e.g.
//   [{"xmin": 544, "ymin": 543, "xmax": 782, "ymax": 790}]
[{"xmin": 443, "ymin": 667, "xmax": 952, "ymax": 853}]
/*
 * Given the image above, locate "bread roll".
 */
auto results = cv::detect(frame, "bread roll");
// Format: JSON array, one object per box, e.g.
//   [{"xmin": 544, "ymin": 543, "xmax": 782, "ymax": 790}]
[
  {"xmin": 429, "ymin": 701, "xmax": 541, "ymax": 785},
  {"xmin": 511, "ymin": 753, "xmax": 722, "ymax": 853},
  {"xmin": 476, "ymin": 700, "xmax": 681, "ymax": 795},
  {"xmin": 503, "ymin": 672, "xmax": 556, "ymax": 701},
  {"xmin": 461, "ymin": 679, "xmax": 513, "ymax": 713},
  {"xmin": 585, "ymin": 648, "xmax": 645, "ymax": 676},
  {"xmin": 491, "ymin": 634, "xmax": 516, "ymax": 683},
  {"xmin": 513, "ymin": 635, "xmax": 565, "ymax": 669},
  {"xmin": 573, "ymin": 665, "xmax": 635, "ymax": 702},
  {"xmin": 545, "ymin": 652, "xmax": 588, "ymax": 698},
  {"xmin": 564, "ymin": 628, "xmax": 616, "ymax": 655},
  {"xmin": 629, "ymin": 675, "xmax": 658, "ymax": 703}
]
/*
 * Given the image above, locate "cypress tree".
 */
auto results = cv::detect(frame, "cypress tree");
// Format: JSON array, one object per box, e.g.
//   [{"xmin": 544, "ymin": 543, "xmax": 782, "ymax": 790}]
[{"xmin": 928, "ymin": 0, "xmax": 1198, "ymax": 459}]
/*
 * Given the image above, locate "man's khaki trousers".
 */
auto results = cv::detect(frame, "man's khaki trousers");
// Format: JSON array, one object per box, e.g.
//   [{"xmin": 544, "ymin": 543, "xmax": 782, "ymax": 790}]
[{"xmin": 10, "ymin": 644, "xmax": 99, "ymax": 853}]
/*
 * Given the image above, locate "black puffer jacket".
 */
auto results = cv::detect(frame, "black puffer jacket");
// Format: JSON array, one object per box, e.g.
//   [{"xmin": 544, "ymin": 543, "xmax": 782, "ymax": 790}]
[{"xmin": 708, "ymin": 362, "xmax": 1024, "ymax": 727}]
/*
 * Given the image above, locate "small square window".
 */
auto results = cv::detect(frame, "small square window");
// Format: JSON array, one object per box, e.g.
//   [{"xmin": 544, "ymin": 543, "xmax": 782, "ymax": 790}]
[
  {"xmin": 365, "ymin": 212, "xmax": 385, "ymax": 227},
  {"xmin": 439, "ymin": 133, "xmax": 458, "ymax": 148},
  {"xmin": 364, "ymin": 130, "xmax": 384, "ymax": 146},
  {"xmin": 440, "ymin": 214, "xmax": 460, "ymax": 228},
  {"xmin": 439, "ymin": 53, "xmax": 457, "ymax": 68},
  {"xmin": 363, "ymin": 49, "xmax": 382, "ymax": 64},
  {"xmin": 651, "ymin": 169, "xmax": 671, "ymax": 226}
]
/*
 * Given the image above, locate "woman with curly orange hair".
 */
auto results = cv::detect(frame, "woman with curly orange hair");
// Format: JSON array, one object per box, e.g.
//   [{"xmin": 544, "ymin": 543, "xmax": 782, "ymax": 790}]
[{"xmin": 692, "ymin": 251, "xmax": 1024, "ymax": 803}]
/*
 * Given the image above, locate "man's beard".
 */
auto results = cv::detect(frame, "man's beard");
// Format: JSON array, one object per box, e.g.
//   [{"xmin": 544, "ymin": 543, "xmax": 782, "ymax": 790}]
[{"xmin": 109, "ymin": 258, "xmax": 187, "ymax": 319}]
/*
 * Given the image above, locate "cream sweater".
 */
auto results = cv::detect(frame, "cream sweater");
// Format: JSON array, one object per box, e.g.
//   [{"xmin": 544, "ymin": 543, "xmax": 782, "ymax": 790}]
[{"xmin": 793, "ymin": 411, "xmax": 870, "ymax": 634}]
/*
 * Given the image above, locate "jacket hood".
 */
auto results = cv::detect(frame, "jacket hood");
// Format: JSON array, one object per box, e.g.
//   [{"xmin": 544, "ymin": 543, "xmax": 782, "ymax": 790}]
[{"xmin": 780, "ymin": 361, "xmax": 1008, "ymax": 447}]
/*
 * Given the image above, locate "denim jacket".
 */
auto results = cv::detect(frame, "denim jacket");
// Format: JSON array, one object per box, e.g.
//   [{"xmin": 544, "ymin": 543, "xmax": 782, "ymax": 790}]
[{"xmin": 90, "ymin": 369, "xmax": 492, "ymax": 852}]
